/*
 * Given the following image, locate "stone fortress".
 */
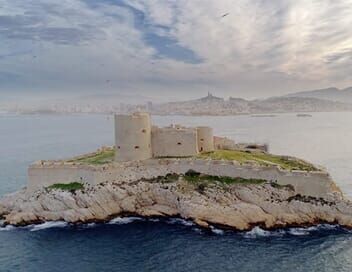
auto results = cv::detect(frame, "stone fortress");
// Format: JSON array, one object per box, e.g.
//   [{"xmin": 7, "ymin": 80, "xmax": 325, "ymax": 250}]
[
  {"xmin": 115, "ymin": 112, "xmax": 233, "ymax": 161},
  {"xmin": 3, "ymin": 112, "xmax": 351, "ymax": 230},
  {"xmin": 26, "ymin": 112, "xmax": 339, "ymax": 198}
]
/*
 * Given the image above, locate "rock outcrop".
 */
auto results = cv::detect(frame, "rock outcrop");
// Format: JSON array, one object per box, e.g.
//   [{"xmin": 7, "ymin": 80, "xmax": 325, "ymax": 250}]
[{"xmin": 1, "ymin": 176, "xmax": 352, "ymax": 230}]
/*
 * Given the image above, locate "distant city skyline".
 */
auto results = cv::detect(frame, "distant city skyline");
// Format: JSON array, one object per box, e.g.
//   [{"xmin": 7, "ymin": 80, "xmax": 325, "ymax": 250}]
[{"xmin": 1, "ymin": 0, "xmax": 352, "ymax": 101}]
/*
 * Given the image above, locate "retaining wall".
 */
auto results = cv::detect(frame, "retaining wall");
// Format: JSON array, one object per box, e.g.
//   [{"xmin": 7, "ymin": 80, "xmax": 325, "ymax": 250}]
[{"xmin": 27, "ymin": 159, "xmax": 337, "ymax": 198}]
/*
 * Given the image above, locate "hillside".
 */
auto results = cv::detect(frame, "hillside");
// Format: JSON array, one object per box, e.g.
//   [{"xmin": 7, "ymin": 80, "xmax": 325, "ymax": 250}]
[
  {"xmin": 150, "ymin": 94, "xmax": 352, "ymax": 115},
  {"xmin": 285, "ymin": 87, "xmax": 352, "ymax": 103}
]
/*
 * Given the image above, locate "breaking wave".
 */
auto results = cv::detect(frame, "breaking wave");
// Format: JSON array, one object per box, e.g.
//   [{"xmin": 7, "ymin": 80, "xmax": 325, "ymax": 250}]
[
  {"xmin": 0, "ymin": 225, "xmax": 16, "ymax": 231},
  {"xmin": 148, "ymin": 218, "xmax": 160, "ymax": 222},
  {"xmin": 0, "ymin": 218, "xmax": 341, "ymax": 236},
  {"xmin": 210, "ymin": 226, "xmax": 224, "ymax": 235},
  {"xmin": 166, "ymin": 218, "xmax": 195, "ymax": 226},
  {"xmin": 244, "ymin": 227, "xmax": 273, "ymax": 238},
  {"xmin": 29, "ymin": 221, "xmax": 68, "ymax": 232},
  {"xmin": 243, "ymin": 224, "xmax": 340, "ymax": 238},
  {"xmin": 108, "ymin": 217, "xmax": 144, "ymax": 225}
]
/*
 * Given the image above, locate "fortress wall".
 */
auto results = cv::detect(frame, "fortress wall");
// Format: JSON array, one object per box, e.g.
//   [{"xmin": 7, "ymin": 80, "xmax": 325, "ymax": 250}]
[
  {"xmin": 27, "ymin": 159, "xmax": 336, "ymax": 198},
  {"xmin": 197, "ymin": 127, "xmax": 214, "ymax": 152},
  {"xmin": 158, "ymin": 160, "xmax": 334, "ymax": 198},
  {"xmin": 214, "ymin": 136, "xmax": 236, "ymax": 150},
  {"xmin": 28, "ymin": 166, "xmax": 97, "ymax": 193},
  {"xmin": 114, "ymin": 113, "xmax": 152, "ymax": 162},
  {"xmin": 151, "ymin": 127, "xmax": 198, "ymax": 157}
]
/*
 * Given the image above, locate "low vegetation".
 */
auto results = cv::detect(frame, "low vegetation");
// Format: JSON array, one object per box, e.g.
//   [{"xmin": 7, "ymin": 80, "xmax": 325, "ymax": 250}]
[
  {"xmin": 181, "ymin": 170, "xmax": 267, "ymax": 194},
  {"xmin": 147, "ymin": 173, "xmax": 180, "ymax": 183},
  {"xmin": 270, "ymin": 182, "xmax": 295, "ymax": 191},
  {"xmin": 47, "ymin": 182, "xmax": 84, "ymax": 192},
  {"xmin": 197, "ymin": 150, "xmax": 318, "ymax": 171},
  {"xmin": 184, "ymin": 170, "xmax": 266, "ymax": 186},
  {"xmin": 68, "ymin": 148, "xmax": 115, "ymax": 165},
  {"xmin": 184, "ymin": 170, "xmax": 267, "ymax": 185}
]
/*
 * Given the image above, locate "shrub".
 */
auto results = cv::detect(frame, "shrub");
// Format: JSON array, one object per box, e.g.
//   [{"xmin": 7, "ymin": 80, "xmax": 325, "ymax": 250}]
[{"xmin": 48, "ymin": 182, "xmax": 84, "ymax": 192}]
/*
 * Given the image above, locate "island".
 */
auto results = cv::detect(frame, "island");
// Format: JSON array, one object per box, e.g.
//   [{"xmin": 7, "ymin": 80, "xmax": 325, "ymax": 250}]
[{"xmin": 1, "ymin": 112, "xmax": 352, "ymax": 231}]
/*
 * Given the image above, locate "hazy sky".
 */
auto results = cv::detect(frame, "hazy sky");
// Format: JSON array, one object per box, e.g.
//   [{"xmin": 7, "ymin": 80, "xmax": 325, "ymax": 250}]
[{"xmin": 1, "ymin": 0, "xmax": 352, "ymax": 101}]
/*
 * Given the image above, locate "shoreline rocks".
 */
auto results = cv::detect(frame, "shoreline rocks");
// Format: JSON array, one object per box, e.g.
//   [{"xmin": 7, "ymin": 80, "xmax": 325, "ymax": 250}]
[{"xmin": 1, "ymin": 177, "xmax": 352, "ymax": 231}]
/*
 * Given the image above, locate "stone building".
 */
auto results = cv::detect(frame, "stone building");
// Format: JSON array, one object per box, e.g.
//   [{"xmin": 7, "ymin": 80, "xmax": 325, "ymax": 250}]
[
  {"xmin": 114, "ymin": 112, "xmax": 218, "ymax": 161},
  {"xmin": 115, "ymin": 112, "xmax": 152, "ymax": 162},
  {"xmin": 151, "ymin": 125, "xmax": 199, "ymax": 157}
]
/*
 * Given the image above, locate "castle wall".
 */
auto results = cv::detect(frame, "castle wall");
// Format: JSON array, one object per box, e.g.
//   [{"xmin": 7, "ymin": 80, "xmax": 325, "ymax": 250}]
[
  {"xmin": 197, "ymin": 127, "xmax": 214, "ymax": 152},
  {"xmin": 151, "ymin": 127, "xmax": 198, "ymax": 157},
  {"xmin": 27, "ymin": 159, "xmax": 337, "ymax": 198},
  {"xmin": 115, "ymin": 113, "xmax": 152, "ymax": 162},
  {"xmin": 214, "ymin": 136, "xmax": 236, "ymax": 150}
]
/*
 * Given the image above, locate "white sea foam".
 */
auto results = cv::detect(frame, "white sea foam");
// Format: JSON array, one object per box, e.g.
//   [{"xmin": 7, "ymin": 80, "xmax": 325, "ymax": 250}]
[
  {"xmin": 244, "ymin": 227, "xmax": 272, "ymax": 238},
  {"xmin": 29, "ymin": 221, "xmax": 68, "ymax": 232},
  {"xmin": 210, "ymin": 226, "xmax": 224, "ymax": 235},
  {"xmin": 80, "ymin": 223, "xmax": 97, "ymax": 229},
  {"xmin": 316, "ymin": 224, "xmax": 339, "ymax": 230},
  {"xmin": 192, "ymin": 227, "xmax": 203, "ymax": 234},
  {"xmin": 0, "ymin": 225, "xmax": 16, "ymax": 231},
  {"xmin": 288, "ymin": 228, "xmax": 310, "ymax": 236},
  {"xmin": 242, "ymin": 224, "xmax": 340, "ymax": 238},
  {"xmin": 167, "ymin": 218, "xmax": 194, "ymax": 226},
  {"xmin": 108, "ymin": 217, "xmax": 144, "ymax": 225},
  {"xmin": 148, "ymin": 218, "xmax": 160, "ymax": 222}
]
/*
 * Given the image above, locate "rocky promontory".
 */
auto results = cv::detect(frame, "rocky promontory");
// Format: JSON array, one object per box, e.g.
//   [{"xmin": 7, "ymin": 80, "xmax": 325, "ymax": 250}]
[{"xmin": 1, "ymin": 172, "xmax": 352, "ymax": 230}]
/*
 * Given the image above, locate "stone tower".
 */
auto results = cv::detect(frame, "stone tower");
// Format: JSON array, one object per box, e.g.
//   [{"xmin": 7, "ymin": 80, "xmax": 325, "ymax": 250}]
[
  {"xmin": 114, "ymin": 112, "xmax": 152, "ymax": 162},
  {"xmin": 197, "ymin": 126, "xmax": 214, "ymax": 152}
]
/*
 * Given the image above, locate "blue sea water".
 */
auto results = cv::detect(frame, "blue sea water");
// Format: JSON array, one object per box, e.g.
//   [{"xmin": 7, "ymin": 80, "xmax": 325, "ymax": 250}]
[{"xmin": 1, "ymin": 112, "xmax": 352, "ymax": 272}]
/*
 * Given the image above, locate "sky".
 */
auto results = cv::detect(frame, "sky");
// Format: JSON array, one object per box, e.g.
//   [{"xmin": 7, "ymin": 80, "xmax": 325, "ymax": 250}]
[{"xmin": 1, "ymin": 0, "xmax": 352, "ymax": 102}]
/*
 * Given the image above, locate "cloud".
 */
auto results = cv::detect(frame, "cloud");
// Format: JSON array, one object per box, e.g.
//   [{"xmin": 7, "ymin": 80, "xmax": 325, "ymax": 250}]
[{"xmin": 0, "ymin": 0, "xmax": 352, "ymax": 99}]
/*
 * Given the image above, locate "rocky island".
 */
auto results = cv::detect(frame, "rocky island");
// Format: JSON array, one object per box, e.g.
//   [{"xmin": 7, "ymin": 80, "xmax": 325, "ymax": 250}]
[{"xmin": 1, "ymin": 112, "xmax": 352, "ymax": 231}]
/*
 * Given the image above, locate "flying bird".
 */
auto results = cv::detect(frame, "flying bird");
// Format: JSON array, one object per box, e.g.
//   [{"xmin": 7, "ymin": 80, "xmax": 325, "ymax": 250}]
[{"xmin": 221, "ymin": 13, "xmax": 230, "ymax": 18}]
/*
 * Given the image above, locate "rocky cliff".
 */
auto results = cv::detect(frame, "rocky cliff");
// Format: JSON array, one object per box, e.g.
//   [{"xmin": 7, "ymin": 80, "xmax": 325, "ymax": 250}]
[{"xmin": 1, "ymin": 173, "xmax": 352, "ymax": 230}]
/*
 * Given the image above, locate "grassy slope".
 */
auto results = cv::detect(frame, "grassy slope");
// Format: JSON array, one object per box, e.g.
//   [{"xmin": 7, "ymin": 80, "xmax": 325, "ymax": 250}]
[
  {"xmin": 197, "ymin": 150, "xmax": 318, "ymax": 171},
  {"xmin": 65, "ymin": 147, "xmax": 317, "ymax": 172},
  {"xmin": 68, "ymin": 149, "xmax": 115, "ymax": 165}
]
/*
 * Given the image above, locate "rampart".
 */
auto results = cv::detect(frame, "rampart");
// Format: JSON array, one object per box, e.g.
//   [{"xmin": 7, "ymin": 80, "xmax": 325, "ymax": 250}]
[
  {"xmin": 27, "ymin": 159, "xmax": 337, "ymax": 198},
  {"xmin": 151, "ymin": 127, "xmax": 198, "ymax": 157}
]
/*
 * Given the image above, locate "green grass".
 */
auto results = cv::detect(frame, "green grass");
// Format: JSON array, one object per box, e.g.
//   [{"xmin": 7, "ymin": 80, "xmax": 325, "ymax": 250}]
[
  {"xmin": 48, "ymin": 182, "xmax": 84, "ymax": 191},
  {"xmin": 184, "ymin": 170, "xmax": 267, "ymax": 185},
  {"xmin": 182, "ymin": 170, "xmax": 267, "ymax": 194},
  {"xmin": 68, "ymin": 148, "xmax": 115, "ymax": 165},
  {"xmin": 197, "ymin": 150, "xmax": 318, "ymax": 171}
]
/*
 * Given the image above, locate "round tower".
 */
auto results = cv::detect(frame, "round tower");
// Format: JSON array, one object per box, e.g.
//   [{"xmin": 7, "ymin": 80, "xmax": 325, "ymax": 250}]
[
  {"xmin": 197, "ymin": 126, "xmax": 214, "ymax": 153},
  {"xmin": 115, "ymin": 112, "xmax": 152, "ymax": 162}
]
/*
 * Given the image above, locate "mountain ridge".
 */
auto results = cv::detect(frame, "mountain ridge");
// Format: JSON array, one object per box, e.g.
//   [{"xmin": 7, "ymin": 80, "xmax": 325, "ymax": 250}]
[{"xmin": 284, "ymin": 86, "xmax": 352, "ymax": 103}]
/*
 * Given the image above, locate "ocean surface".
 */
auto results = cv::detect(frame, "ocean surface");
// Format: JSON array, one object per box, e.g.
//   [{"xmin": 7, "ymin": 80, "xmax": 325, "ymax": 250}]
[{"xmin": 1, "ymin": 112, "xmax": 352, "ymax": 272}]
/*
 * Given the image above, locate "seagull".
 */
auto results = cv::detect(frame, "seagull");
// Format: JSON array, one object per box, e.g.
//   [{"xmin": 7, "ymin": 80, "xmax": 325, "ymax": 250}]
[{"xmin": 221, "ymin": 13, "xmax": 230, "ymax": 18}]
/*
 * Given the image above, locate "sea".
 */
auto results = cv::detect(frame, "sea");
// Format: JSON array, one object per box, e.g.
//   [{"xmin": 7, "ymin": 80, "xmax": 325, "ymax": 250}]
[{"xmin": 1, "ymin": 112, "xmax": 352, "ymax": 272}]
